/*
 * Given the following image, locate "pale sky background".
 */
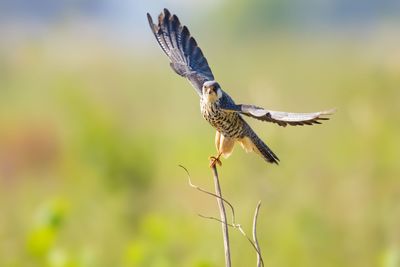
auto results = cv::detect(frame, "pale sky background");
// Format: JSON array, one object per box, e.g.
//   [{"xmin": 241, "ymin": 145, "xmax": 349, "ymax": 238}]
[{"xmin": 1, "ymin": 0, "xmax": 398, "ymax": 35}]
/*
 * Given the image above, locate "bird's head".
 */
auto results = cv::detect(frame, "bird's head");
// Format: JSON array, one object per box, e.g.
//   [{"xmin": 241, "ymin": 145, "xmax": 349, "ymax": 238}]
[{"xmin": 202, "ymin": 81, "xmax": 222, "ymax": 102}]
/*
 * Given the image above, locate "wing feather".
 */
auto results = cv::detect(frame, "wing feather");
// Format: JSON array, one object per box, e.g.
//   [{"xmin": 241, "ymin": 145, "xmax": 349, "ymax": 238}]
[
  {"xmin": 147, "ymin": 9, "xmax": 214, "ymax": 96},
  {"xmin": 239, "ymin": 105, "xmax": 335, "ymax": 127}
]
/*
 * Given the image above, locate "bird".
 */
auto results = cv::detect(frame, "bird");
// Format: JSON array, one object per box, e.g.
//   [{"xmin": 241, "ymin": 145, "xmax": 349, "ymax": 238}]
[{"xmin": 147, "ymin": 9, "xmax": 334, "ymax": 167}]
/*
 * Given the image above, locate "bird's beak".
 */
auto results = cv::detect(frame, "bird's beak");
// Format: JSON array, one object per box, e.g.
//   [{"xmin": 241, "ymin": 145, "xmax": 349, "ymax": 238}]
[{"xmin": 206, "ymin": 88, "xmax": 212, "ymax": 94}]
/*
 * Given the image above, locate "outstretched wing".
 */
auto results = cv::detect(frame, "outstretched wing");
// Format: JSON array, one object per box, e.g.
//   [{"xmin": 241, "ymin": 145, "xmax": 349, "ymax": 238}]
[
  {"xmin": 218, "ymin": 96, "xmax": 335, "ymax": 127},
  {"xmin": 147, "ymin": 9, "xmax": 214, "ymax": 96},
  {"xmin": 238, "ymin": 105, "xmax": 335, "ymax": 127}
]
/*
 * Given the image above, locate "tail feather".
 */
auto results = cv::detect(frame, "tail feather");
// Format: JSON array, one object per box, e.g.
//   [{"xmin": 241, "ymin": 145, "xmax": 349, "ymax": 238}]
[{"xmin": 247, "ymin": 132, "xmax": 279, "ymax": 164}]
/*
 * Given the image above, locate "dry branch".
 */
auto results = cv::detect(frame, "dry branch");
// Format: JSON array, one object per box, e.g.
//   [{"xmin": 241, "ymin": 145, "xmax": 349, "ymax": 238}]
[
  {"xmin": 179, "ymin": 165, "xmax": 237, "ymax": 225},
  {"xmin": 179, "ymin": 165, "xmax": 264, "ymax": 267},
  {"xmin": 211, "ymin": 165, "xmax": 232, "ymax": 267},
  {"xmin": 253, "ymin": 201, "xmax": 263, "ymax": 267}
]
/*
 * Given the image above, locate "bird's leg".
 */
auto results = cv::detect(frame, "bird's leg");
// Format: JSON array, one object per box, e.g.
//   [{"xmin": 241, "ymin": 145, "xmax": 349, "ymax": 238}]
[
  {"xmin": 209, "ymin": 131, "xmax": 223, "ymax": 167},
  {"xmin": 209, "ymin": 152, "xmax": 222, "ymax": 168}
]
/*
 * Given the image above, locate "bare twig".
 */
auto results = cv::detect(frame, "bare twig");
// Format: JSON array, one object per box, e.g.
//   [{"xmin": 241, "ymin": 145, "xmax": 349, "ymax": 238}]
[
  {"xmin": 211, "ymin": 165, "xmax": 232, "ymax": 267},
  {"xmin": 179, "ymin": 165, "xmax": 264, "ymax": 266},
  {"xmin": 198, "ymin": 214, "xmax": 235, "ymax": 227},
  {"xmin": 198, "ymin": 211, "xmax": 264, "ymax": 267},
  {"xmin": 178, "ymin": 165, "xmax": 237, "ymax": 225},
  {"xmin": 253, "ymin": 201, "xmax": 263, "ymax": 267}
]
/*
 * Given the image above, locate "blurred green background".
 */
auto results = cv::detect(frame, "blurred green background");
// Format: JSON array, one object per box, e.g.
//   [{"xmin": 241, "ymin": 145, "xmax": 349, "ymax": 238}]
[{"xmin": 1, "ymin": 1, "xmax": 399, "ymax": 266}]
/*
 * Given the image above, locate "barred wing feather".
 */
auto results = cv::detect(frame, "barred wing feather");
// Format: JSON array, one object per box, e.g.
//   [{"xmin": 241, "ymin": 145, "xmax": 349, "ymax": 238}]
[{"xmin": 147, "ymin": 9, "xmax": 214, "ymax": 96}]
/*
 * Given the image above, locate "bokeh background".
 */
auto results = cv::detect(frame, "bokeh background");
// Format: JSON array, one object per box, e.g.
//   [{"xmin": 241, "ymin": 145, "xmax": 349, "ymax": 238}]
[{"xmin": 1, "ymin": 1, "xmax": 400, "ymax": 266}]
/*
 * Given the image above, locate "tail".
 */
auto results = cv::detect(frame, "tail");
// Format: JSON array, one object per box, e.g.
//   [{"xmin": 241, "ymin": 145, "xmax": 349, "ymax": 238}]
[{"xmin": 243, "ymin": 131, "xmax": 280, "ymax": 164}]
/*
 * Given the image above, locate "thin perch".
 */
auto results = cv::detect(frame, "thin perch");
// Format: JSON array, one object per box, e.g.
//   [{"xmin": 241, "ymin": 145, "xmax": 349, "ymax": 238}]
[
  {"xmin": 179, "ymin": 164, "xmax": 264, "ymax": 266},
  {"xmin": 211, "ymin": 165, "xmax": 232, "ymax": 267}
]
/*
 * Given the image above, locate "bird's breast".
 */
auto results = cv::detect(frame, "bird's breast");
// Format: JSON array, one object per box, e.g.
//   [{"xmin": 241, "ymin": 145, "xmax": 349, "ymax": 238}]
[{"xmin": 200, "ymin": 99, "xmax": 245, "ymax": 138}]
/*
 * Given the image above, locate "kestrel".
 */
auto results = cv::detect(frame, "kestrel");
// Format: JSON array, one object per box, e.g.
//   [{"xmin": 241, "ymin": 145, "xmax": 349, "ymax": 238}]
[{"xmin": 147, "ymin": 9, "xmax": 334, "ymax": 167}]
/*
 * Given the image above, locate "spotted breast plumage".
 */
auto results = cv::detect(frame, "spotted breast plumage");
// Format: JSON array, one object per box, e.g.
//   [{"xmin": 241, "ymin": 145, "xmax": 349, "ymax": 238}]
[{"xmin": 147, "ymin": 9, "xmax": 334, "ymax": 167}]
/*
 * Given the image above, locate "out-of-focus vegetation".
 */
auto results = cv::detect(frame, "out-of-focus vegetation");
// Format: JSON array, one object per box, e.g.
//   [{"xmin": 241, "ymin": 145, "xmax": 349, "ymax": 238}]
[{"xmin": 0, "ymin": 1, "xmax": 399, "ymax": 267}]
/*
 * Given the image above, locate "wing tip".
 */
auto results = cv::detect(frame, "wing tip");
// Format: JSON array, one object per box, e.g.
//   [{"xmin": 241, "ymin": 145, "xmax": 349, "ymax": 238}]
[
  {"xmin": 162, "ymin": 8, "xmax": 172, "ymax": 23},
  {"xmin": 153, "ymin": 8, "xmax": 179, "ymax": 33},
  {"xmin": 314, "ymin": 107, "xmax": 337, "ymax": 123},
  {"xmin": 163, "ymin": 8, "xmax": 171, "ymax": 16},
  {"xmin": 321, "ymin": 108, "xmax": 337, "ymax": 116},
  {"xmin": 146, "ymin": 12, "xmax": 153, "ymax": 25}
]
